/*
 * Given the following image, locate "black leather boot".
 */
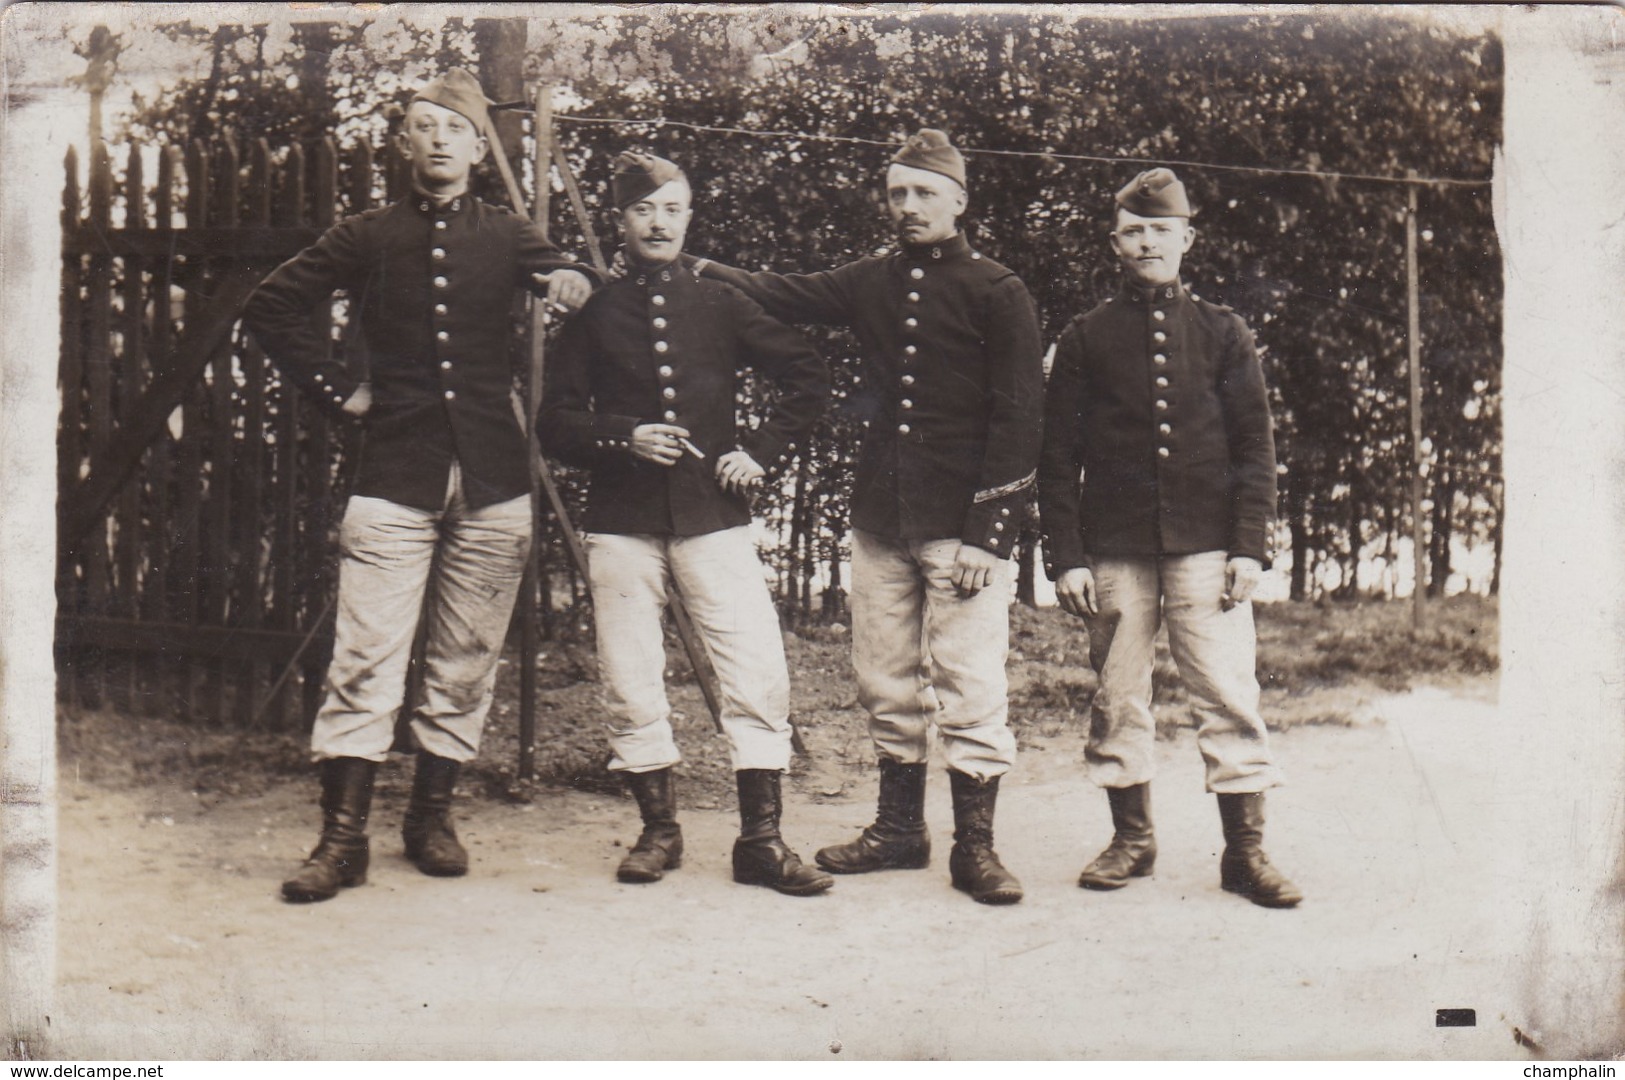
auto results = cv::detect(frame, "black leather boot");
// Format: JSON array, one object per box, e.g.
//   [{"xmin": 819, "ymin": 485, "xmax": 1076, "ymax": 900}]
[
  {"xmin": 617, "ymin": 767, "xmax": 683, "ymax": 883},
  {"xmin": 947, "ymin": 770, "xmax": 1023, "ymax": 905},
  {"xmin": 732, "ymin": 769, "xmax": 833, "ymax": 897},
  {"xmin": 1217, "ymin": 792, "xmax": 1303, "ymax": 908},
  {"xmin": 814, "ymin": 757, "xmax": 930, "ymax": 874},
  {"xmin": 402, "ymin": 751, "xmax": 468, "ymax": 877},
  {"xmin": 1078, "ymin": 782, "xmax": 1157, "ymax": 890},
  {"xmin": 282, "ymin": 757, "xmax": 377, "ymax": 903}
]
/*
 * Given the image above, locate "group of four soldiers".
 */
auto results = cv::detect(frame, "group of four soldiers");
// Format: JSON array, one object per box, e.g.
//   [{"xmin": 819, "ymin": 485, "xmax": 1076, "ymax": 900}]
[{"xmin": 244, "ymin": 67, "xmax": 1301, "ymax": 913}]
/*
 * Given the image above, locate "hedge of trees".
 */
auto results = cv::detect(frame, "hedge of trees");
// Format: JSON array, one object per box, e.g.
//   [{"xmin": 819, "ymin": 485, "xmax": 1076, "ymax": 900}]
[{"xmin": 116, "ymin": 8, "xmax": 1502, "ymax": 615}]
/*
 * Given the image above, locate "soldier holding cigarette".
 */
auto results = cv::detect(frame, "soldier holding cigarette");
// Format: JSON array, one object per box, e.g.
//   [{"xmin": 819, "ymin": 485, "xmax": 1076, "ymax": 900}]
[{"xmin": 539, "ymin": 151, "xmax": 833, "ymax": 896}]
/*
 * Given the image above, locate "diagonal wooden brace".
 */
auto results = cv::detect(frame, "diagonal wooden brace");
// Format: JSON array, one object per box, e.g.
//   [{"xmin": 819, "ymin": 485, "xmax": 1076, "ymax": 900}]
[{"xmin": 60, "ymin": 262, "xmax": 271, "ymax": 553}]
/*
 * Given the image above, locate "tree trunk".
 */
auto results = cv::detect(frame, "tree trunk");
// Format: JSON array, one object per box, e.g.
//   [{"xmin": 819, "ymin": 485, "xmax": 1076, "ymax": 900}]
[
  {"xmin": 1015, "ymin": 522, "xmax": 1038, "ymax": 608},
  {"xmin": 798, "ymin": 511, "xmax": 814, "ymax": 624},
  {"xmin": 1334, "ymin": 492, "xmax": 1360, "ymax": 600},
  {"xmin": 473, "ymin": 18, "xmax": 528, "ymax": 188},
  {"xmin": 289, "ymin": 22, "xmax": 338, "ymax": 136},
  {"xmin": 822, "ymin": 516, "xmax": 847, "ymax": 622},
  {"xmin": 1489, "ymin": 483, "xmax": 1504, "ymax": 596},
  {"xmin": 1382, "ymin": 520, "xmax": 1398, "ymax": 600},
  {"xmin": 785, "ymin": 454, "xmax": 811, "ymax": 624},
  {"xmin": 1428, "ymin": 466, "xmax": 1455, "ymax": 598},
  {"xmin": 1288, "ymin": 483, "xmax": 1310, "ymax": 601}
]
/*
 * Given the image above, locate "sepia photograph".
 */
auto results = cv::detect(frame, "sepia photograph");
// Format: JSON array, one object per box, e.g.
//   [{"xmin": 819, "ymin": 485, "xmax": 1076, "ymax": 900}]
[{"xmin": 1, "ymin": 1, "xmax": 1621, "ymax": 1064}]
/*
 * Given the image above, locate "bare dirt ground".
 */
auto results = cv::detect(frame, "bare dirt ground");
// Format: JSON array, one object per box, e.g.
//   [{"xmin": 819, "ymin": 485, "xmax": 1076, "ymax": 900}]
[{"xmin": 42, "ymin": 671, "xmax": 1579, "ymax": 1061}]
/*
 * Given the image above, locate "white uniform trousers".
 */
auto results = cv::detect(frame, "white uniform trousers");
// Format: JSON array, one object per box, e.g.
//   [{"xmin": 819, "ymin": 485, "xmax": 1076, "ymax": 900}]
[
  {"xmin": 585, "ymin": 527, "xmax": 793, "ymax": 773},
  {"xmin": 1082, "ymin": 551, "xmax": 1283, "ymax": 793},
  {"xmin": 849, "ymin": 529, "xmax": 1018, "ymax": 780},
  {"xmin": 311, "ymin": 461, "xmax": 532, "ymax": 764}
]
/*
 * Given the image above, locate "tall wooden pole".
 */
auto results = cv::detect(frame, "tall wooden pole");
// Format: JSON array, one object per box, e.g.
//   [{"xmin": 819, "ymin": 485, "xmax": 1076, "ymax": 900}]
[
  {"xmin": 82, "ymin": 25, "xmax": 118, "ymax": 153},
  {"xmin": 514, "ymin": 87, "xmax": 555, "ymax": 784},
  {"xmin": 533, "ymin": 85, "xmax": 553, "ymax": 232},
  {"xmin": 1406, "ymin": 169, "xmax": 1427, "ymax": 627}
]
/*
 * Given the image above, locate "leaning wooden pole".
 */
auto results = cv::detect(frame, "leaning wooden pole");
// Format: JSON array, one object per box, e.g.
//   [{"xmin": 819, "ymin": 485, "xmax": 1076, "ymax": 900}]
[
  {"xmin": 513, "ymin": 86, "xmax": 556, "ymax": 783},
  {"xmin": 1406, "ymin": 169, "xmax": 1427, "ymax": 628}
]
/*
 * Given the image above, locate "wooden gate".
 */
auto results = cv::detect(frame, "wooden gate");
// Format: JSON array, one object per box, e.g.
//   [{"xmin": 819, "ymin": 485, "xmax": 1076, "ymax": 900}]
[{"xmin": 55, "ymin": 133, "xmax": 410, "ymax": 731}]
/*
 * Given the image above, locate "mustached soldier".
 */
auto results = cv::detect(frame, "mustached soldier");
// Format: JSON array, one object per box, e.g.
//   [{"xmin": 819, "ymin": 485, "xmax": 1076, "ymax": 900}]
[
  {"xmin": 1037, "ymin": 168, "xmax": 1302, "ymax": 908},
  {"xmin": 244, "ymin": 68, "xmax": 597, "ymax": 902},
  {"xmin": 693, "ymin": 130, "xmax": 1045, "ymax": 905},
  {"xmin": 540, "ymin": 152, "xmax": 833, "ymax": 896}
]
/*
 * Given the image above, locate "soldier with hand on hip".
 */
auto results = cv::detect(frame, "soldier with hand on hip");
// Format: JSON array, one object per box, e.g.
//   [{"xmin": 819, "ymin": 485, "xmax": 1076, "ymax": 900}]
[{"xmin": 244, "ymin": 67, "xmax": 597, "ymax": 903}]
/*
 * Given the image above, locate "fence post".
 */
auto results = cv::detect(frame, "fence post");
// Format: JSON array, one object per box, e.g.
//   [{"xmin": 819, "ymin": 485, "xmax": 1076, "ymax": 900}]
[
  {"xmin": 57, "ymin": 147, "xmax": 84, "ymax": 711},
  {"xmin": 1405, "ymin": 169, "xmax": 1426, "ymax": 627},
  {"xmin": 118, "ymin": 143, "xmax": 147, "ymax": 714},
  {"xmin": 148, "ymin": 145, "xmax": 179, "ymax": 716}
]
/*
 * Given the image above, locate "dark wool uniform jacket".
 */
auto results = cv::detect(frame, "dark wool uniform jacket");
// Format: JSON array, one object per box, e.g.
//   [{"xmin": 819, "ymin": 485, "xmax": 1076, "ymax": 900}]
[
  {"xmin": 242, "ymin": 194, "xmax": 597, "ymax": 511},
  {"xmin": 701, "ymin": 233, "xmax": 1044, "ymax": 559},
  {"xmin": 1037, "ymin": 279, "xmax": 1277, "ymax": 577},
  {"xmin": 538, "ymin": 260, "xmax": 829, "ymax": 537}
]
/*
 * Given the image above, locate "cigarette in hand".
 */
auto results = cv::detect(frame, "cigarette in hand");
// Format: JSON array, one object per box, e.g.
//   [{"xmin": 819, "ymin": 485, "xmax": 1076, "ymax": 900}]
[{"xmin": 679, "ymin": 437, "xmax": 705, "ymax": 460}]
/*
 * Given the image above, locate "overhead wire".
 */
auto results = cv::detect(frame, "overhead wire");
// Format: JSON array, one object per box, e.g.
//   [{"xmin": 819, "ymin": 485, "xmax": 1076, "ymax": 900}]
[{"xmin": 554, "ymin": 113, "xmax": 1492, "ymax": 188}]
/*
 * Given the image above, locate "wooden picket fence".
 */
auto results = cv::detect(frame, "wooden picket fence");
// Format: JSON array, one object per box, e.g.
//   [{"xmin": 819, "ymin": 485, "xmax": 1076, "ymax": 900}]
[{"xmin": 55, "ymin": 133, "xmax": 414, "ymax": 730}]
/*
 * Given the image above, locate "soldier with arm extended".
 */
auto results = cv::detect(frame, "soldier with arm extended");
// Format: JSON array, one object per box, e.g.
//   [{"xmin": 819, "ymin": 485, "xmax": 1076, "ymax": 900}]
[
  {"xmin": 1037, "ymin": 168, "xmax": 1301, "ymax": 908},
  {"xmin": 539, "ymin": 152, "xmax": 833, "ymax": 896},
  {"xmin": 243, "ymin": 68, "xmax": 596, "ymax": 903},
  {"xmin": 694, "ymin": 130, "xmax": 1044, "ymax": 905}
]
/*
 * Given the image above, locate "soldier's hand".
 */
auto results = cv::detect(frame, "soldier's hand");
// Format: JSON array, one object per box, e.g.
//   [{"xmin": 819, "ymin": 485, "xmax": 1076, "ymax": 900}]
[
  {"xmin": 532, "ymin": 269, "xmax": 593, "ymax": 315},
  {"xmin": 715, "ymin": 450, "xmax": 765, "ymax": 495},
  {"xmin": 1222, "ymin": 556, "xmax": 1263, "ymax": 611},
  {"xmin": 340, "ymin": 382, "xmax": 373, "ymax": 418},
  {"xmin": 630, "ymin": 423, "xmax": 691, "ymax": 466},
  {"xmin": 951, "ymin": 542, "xmax": 1002, "ymax": 598},
  {"xmin": 1056, "ymin": 567, "xmax": 1098, "ymax": 618}
]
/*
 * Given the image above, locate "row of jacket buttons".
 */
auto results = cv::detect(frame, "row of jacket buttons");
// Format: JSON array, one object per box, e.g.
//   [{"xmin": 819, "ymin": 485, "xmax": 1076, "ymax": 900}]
[
  {"xmin": 1154, "ymin": 309, "xmax": 1171, "ymax": 459},
  {"xmin": 892, "ymin": 254, "xmax": 981, "ymax": 441},
  {"xmin": 899, "ymin": 267, "xmax": 927, "ymax": 435},
  {"xmin": 432, "ymin": 221, "xmax": 456, "ymax": 404},
  {"xmin": 652, "ymin": 284, "xmax": 677, "ymax": 425}
]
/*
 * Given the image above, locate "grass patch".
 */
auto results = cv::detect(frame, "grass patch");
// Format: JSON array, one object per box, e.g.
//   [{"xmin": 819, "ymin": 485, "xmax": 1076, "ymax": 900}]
[
  {"xmin": 58, "ymin": 593, "xmax": 1496, "ymax": 797},
  {"xmin": 1257, "ymin": 593, "xmax": 1498, "ymax": 692}
]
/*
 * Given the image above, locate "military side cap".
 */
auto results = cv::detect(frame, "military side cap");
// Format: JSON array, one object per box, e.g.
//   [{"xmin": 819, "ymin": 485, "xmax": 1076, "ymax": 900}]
[
  {"xmin": 611, "ymin": 151, "xmax": 684, "ymax": 209},
  {"xmin": 1116, "ymin": 168, "xmax": 1191, "ymax": 218},
  {"xmin": 891, "ymin": 128, "xmax": 967, "ymax": 189},
  {"xmin": 411, "ymin": 68, "xmax": 495, "ymax": 135}
]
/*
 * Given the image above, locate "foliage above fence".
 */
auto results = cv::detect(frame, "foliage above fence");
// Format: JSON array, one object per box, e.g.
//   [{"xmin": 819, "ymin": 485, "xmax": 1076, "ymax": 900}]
[{"xmin": 113, "ymin": 8, "xmax": 1501, "ymax": 604}]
